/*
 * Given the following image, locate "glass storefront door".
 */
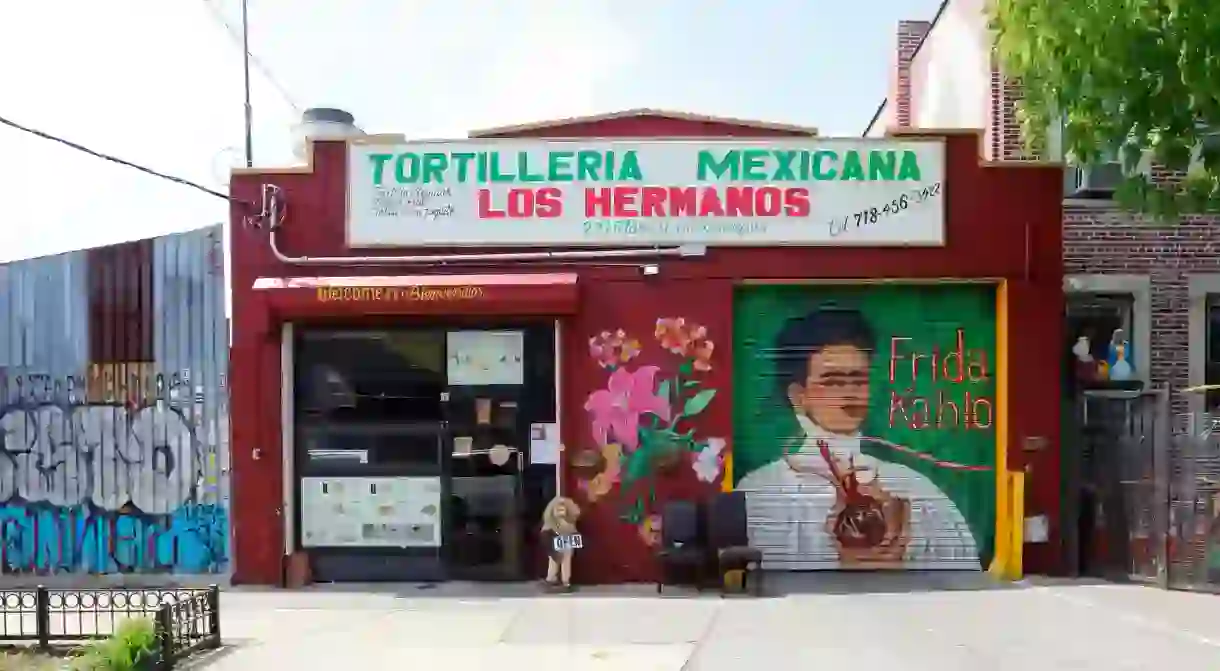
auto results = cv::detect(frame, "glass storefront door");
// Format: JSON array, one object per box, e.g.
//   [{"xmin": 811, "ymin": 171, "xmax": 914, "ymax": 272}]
[{"xmin": 293, "ymin": 323, "xmax": 557, "ymax": 582}]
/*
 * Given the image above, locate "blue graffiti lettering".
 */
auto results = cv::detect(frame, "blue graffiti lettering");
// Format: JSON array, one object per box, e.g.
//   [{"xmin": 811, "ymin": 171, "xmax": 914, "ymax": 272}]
[{"xmin": 0, "ymin": 399, "xmax": 228, "ymax": 575}]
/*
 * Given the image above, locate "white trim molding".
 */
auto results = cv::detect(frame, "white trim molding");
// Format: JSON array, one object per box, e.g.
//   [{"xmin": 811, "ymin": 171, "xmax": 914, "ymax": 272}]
[
  {"xmin": 1188, "ymin": 275, "xmax": 1220, "ymax": 417},
  {"xmin": 280, "ymin": 322, "xmax": 296, "ymax": 556},
  {"xmin": 1064, "ymin": 274, "xmax": 1151, "ymax": 383}
]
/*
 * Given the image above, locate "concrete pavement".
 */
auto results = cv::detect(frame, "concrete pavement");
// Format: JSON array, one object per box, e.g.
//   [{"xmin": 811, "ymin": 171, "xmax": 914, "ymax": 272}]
[{"xmin": 193, "ymin": 574, "xmax": 1220, "ymax": 670}]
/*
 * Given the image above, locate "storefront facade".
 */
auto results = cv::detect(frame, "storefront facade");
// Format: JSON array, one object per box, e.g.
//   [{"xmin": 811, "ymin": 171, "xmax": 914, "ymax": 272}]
[{"xmin": 227, "ymin": 111, "xmax": 1065, "ymax": 586}]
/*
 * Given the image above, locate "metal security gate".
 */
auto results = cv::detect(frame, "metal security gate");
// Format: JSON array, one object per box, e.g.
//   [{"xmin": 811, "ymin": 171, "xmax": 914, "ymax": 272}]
[
  {"xmin": 1167, "ymin": 412, "xmax": 1220, "ymax": 591},
  {"xmin": 1065, "ymin": 389, "xmax": 1170, "ymax": 584}
]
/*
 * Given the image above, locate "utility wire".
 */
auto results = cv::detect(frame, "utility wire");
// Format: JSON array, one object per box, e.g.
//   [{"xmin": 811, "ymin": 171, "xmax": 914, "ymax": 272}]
[
  {"xmin": 201, "ymin": 0, "xmax": 303, "ymax": 114},
  {"xmin": 0, "ymin": 114, "xmax": 234, "ymax": 203}
]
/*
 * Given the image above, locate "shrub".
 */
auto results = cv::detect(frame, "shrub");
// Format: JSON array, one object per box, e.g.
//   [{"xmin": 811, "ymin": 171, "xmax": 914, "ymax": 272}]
[{"xmin": 71, "ymin": 618, "xmax": 158, "ymax": 671}]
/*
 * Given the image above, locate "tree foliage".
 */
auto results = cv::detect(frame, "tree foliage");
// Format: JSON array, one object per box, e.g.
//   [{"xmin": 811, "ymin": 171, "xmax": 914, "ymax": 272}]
[{"xmin": 989, "ymin": 0, "xmax": 1220, "ymax": 216}]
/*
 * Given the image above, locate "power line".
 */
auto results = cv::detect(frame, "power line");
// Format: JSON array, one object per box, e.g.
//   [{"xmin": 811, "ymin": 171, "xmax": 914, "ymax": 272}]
[
  {"xmin": 201, "ymin": 0, "xmax": 303, "ymax": 114},
  {"xmin": 0, "ymin": 114, "xmax": 234, "ymax": 203}
]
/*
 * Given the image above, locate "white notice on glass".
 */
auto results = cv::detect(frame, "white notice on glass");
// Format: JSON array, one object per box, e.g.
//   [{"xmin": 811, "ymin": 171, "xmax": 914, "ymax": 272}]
[
  {"xmin": 447, "ymin": 330, "xmax": 524, "ymax": 385},
  {"xmin": 530, "ymin": 423, "xmax": 560, "ymax": 465}
]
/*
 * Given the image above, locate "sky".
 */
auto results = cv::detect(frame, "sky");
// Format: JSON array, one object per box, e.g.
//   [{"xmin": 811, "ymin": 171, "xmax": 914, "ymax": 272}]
[{"xmin": 0, "ymin": 0, "xmax": 942, "ymax": 263}]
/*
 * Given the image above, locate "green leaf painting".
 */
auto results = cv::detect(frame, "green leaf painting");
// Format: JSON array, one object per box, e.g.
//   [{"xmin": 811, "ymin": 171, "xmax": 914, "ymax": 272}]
[{"xmin": 683, "ymin": 389, "xmax": 717, "ymax": 417}]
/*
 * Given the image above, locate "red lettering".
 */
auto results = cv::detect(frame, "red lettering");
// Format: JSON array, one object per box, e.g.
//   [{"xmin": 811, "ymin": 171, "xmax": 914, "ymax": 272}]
[
  {"xmin": 669, "ymin": 187, "xmax": 697, "ymax": 216},
  {"xmin": 612, "ymin": 186, "xmax": 640, "ymax": 217},
  {"xmin": 507, "ymin": 189, "xmax": 533, "ymax": 218},
  {"xmin": 698, "ymin": 187, "xmax": 725, "ymax": 217},
  {"xmin": 585, "ymin": 188, "xmax": 612, "ymax": 217},
  {"xmin": 725, "ymin": 187, "xmax": 754, "ymax": 216},
  {"xmin": 936, "ymin": 391, "xmax": 960, "ymax": 428},
  {"xmin": 888, "ymin": 391, "xmax": 908, "ymax": 428},
  {"xmin": 784, "ymin": 188, "xmax": 811, "ymax": 217},
  {"xmin": 972, "ymin": 396, "xmax": 994, "ymax": 429},
  {"xmin": 755, "ymin": 186, "xmax": 782, "ymax": 216},
  {"xmin": 535, "ymin": 187, "xmax": 563, "ymax": 218},
  {"xmin": 942, "ymin": 329, "xmax": 966, "ymax": 382},
  {"xmin": 641, "ymin": 187, "xmax": 667, "ymax": 217},
  {"xmin": 889, "ymin": 337, "xmax": 911, "ymax": 384},
  {"xmin": 478, "ymin": 189, "xmax": 506, "ymax": 218}
]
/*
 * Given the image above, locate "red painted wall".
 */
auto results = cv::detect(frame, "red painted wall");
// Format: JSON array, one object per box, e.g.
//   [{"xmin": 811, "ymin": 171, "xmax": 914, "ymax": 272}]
[{"xmin": 228, "ymin": 115, "xmax": 1064, "ymax": 585}]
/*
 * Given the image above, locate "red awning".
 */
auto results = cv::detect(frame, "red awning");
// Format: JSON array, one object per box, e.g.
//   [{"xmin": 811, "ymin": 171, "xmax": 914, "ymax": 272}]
[{"xmin": 251, "ymin": 272, "xmax": 579, "ymax": 317}]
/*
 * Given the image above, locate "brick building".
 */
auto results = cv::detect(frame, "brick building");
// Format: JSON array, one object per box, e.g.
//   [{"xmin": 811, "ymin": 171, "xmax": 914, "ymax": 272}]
[{"xmin": 867, "ymin": 0, "xmax": 1220, "ymax": 418}]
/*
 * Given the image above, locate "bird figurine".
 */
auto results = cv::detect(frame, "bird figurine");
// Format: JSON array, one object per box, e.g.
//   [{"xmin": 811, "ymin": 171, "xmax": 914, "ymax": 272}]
[
  {"xmin": 1072, "ymin": 336, "xmax": 1097, "ymax": 383},
  {"xmin": 1072, "ymin": 336, "xmax": 1093, "ymax": 363},
  {"xmin": 1110, "ymin": 341, "xmax": 1133, "ymax": 381}
]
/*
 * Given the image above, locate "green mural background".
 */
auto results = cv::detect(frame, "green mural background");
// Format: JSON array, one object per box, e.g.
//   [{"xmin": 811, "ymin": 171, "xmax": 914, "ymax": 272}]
[{"xmin": 731, "ymin": 284, "xmax": 998, "ymax": 564}]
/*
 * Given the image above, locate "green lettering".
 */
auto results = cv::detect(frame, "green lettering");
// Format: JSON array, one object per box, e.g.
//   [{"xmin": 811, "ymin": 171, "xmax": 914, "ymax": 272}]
[
  {"xmin": 619, "ymin": 151, "xmax": 642, "ymax": 181},
  {"xmin": 576, "ymin": 151, "xmax": 602, "ymax": 181},
  {"xmin": 395, "ymin": 153, "xmax": 419, "ymax": 183},
  {"xmin": 518, "ymin": 152, "xmax": 544, "ymax": 182},
  {"xmin": 742, "ymin": 150, "xmax": 769, "ymax": 181},
  {"xmin": 898, "ymin": 152, "xmax": 922, "ymax": 180},
  {"xmin": 452, "ymin": 153, "xmax": 475, "ymax": 182},
  {"xmin": 867, "ymin": 151, "xmax": 896, "ymax": 180},
  {"xmin": 421, "ymin": 153, "xmax": 448, "ymax": 183},
  {"xmin": 477, "ymin": 153, "xmax": 489, "ymax": 182},
  {"xmin": 368, "ymin": 154, "xmax": 393, "ymax": 186},
  {"xmin": 490, "ymin": 152, "xmax": 514, "ymax": 182},
  {"xmin": 697, "ymin": 150, "xmax": 739, "ymax": 180},
  {"xmin": 548, "ymin": 152, "xmax": 574, "ymax": 181},
  {"xmin": 812, "ymin": 151, "xmax": 837, "ymax": 180},
  {"xmin": 772, "ymin": 151, "xmax": 798, "ymax": 180},
  {"xmin": 840, "ymin": 151, "xmax": 865, "ymax": 180}
]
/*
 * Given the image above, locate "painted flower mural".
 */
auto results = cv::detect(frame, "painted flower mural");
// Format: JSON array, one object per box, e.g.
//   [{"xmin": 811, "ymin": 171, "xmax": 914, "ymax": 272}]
[{"xmin": 580, "ymin": 318, "xmax": 725, "ymax": 527}]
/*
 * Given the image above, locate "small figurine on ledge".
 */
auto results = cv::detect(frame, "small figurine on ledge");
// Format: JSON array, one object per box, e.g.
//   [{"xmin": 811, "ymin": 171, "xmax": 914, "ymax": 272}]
[
  {"xmin": 541, "ymin": 496, "xmax": 582, "ymax": 592},
  {"xmin": 1108, "ymin": 328, "xmax": 1134, "ymax": 381},
  {"xmin": 1072, "ymin": 336, "xmax": 1096, "ymax": 383}
]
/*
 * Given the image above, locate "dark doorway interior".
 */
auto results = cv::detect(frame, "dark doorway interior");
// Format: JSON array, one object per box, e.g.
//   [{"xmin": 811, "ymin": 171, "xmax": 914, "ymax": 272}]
[{"xmin": 293, "ymin": 323, "xmax": 557, "ymax": 582}]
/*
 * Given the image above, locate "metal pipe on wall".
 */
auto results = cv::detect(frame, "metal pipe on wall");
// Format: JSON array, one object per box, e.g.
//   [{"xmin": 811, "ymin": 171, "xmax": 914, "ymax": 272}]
[{"xmin": 263, "ymin": 184, "xmax": 706, "ymax": 266}]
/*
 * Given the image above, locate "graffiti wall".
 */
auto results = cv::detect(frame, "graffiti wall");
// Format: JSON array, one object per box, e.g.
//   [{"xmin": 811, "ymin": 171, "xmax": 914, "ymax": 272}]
[
  {"xmin": 0, "ymin": 226, "xmax": 229, "ymax": 576},
  {"xmin": 732, "ymin": 284, "xmax": 997, "ymax": 570}
]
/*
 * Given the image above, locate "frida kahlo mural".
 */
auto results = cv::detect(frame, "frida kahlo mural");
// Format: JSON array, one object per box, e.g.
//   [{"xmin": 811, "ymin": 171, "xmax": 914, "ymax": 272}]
[{"xmin": 732, "ymin": 284, "xmax": 997, "ymax": 570}]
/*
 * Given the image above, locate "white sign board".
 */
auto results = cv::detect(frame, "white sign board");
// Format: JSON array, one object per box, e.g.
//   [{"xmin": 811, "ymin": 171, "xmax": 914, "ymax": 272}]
[
  {"xmin": 447, "ymin": 330, "xmax": 524, "ymax": 386},
  {"xmin": 300, "ymin": 476, "xmax": 442, "ymax": 548},
  {"xmin": 347, "ymin": 138, "xmax": 946, "ymax": 247}
]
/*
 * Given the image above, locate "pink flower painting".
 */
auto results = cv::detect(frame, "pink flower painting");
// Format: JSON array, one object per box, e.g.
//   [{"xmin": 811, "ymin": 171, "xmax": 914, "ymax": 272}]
[
  {"xmin": 583, "ymin": 366, "xmax": 671, "ymax": 450},
  {"xmin": 580, "ymin": 319, "xmax": 722, "ymax": 533}
]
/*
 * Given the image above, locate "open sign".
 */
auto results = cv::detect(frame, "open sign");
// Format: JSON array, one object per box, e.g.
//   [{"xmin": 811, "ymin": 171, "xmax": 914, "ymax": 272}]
[{"xmin": 553, "ymin": 534, "xmax": 584, "ymax": 552}]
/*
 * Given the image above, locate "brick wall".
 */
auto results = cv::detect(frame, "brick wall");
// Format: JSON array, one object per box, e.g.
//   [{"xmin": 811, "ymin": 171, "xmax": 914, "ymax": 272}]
[
  {"xmin": 995, "ymin": 76, "xmax": 1220, "ymax": 414},
  {"xmin": 896, "ymin": 20, "xmax": 932, "ymax": 128}
]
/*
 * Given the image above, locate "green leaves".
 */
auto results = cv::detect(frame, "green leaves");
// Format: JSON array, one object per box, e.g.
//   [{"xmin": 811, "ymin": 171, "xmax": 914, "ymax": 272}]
[
  {"xmin": 656, "ymin": 379, "xmax": 671, "ymax": 405},
  {"xmin": 682, "ymin": 389, "xmax": 717, "ymax": 417},
  {"xmin": 990, "ymin": 0, "xmax": 1220, "ymax": 218}
]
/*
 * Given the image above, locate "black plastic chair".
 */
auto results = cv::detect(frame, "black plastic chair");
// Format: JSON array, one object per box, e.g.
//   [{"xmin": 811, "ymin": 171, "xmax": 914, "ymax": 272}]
[
  {"xmin": 656, "ymin": 500, "xmax": 705, "ymax": 593},
  {"xmin": 707, "ymin": 491, "xmax": 764, "ymax": 596}
]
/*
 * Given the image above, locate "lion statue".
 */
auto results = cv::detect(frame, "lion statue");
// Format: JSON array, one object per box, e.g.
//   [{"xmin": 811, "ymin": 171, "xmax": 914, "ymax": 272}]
[{"xmin": 540, "ymin": 496, "xmax": 581, "ymax": 591}]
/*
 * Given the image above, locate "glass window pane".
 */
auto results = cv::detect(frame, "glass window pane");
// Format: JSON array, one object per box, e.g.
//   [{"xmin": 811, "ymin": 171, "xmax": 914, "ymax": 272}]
[{"xmin": 297, "ymin": 329, "xmax": 445, "ymax": 423}]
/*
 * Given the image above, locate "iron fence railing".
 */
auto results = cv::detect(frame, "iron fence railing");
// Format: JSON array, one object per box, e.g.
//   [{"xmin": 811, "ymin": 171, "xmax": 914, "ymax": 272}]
[{"xmin": 0, "ymin": 585, "xmax": 220, "ymax": 668}]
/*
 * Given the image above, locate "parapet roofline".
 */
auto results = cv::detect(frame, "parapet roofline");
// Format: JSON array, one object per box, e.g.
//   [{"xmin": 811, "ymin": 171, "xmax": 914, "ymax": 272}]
[{"xmin": 468, "ymin": 109, "xmax": 819, "ymax": 138}]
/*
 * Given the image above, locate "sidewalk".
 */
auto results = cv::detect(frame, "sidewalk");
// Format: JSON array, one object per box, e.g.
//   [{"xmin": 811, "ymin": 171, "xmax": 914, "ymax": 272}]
[{"xmin": 193, "ymin": 574, "xmax": 1220, "ymax": 670}]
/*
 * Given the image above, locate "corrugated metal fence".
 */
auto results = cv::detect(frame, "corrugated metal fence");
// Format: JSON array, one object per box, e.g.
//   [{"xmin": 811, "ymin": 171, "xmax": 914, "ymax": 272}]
[{"xmin": 0, "ymin": 226, "xmax": 230, "ymax": 577}]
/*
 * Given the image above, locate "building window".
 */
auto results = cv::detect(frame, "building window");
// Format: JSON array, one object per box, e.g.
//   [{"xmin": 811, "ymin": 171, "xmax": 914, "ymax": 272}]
[
  {"xmin": 1065, "ymin": 293, "xmax": 1135, "ymax": 390},
  {"xmin": 1205, "ymin": 298, "xmax": 1220, "ymax": 411}
]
